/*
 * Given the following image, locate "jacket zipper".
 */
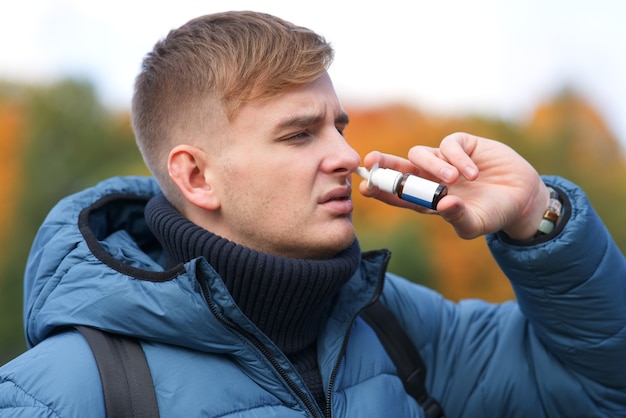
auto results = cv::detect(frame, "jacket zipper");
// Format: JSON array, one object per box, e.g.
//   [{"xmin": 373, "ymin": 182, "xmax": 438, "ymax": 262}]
[
  {"xmin": 324, "ymin": 250, "xmax": 391, "ymax": 418},
  {"xmin": 198, "ymin": 278, "xmax": 322, "ymax": 418}
]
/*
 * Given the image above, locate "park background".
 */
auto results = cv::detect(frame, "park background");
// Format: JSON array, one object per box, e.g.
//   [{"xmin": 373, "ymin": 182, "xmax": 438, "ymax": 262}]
[{"xmin": 1, "ymin": 1, "xmax": 625, "ymax": 363}]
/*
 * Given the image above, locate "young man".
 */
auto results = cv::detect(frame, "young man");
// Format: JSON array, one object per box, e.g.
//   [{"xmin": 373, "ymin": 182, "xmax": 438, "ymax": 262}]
[{"xmin": 1, "ymin": 11, "xmax": 625, "ymax": 417}]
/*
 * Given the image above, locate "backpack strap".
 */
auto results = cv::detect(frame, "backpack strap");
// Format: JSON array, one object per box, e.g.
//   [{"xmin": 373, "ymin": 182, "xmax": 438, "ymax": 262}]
[
  {"xmin": 361, "ymin": 300, "xmax": 445, "ymax": 418},
  {"xmin": 74, "ymin": 301, "xmax": 439, "ymax": 418},
  {"xmin": 76, "ymin": 326, "xmax": 160, "ymax": 418}
]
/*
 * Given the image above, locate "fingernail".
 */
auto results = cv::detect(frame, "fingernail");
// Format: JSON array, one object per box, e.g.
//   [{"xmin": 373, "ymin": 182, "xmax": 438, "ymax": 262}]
[
  {"xmin": 440, "ymin": 167, "xmax": 454, "ymax": 182},
  {"xmin": 464, "ymin": 166, "xmax": 478, "ymax": 178}
]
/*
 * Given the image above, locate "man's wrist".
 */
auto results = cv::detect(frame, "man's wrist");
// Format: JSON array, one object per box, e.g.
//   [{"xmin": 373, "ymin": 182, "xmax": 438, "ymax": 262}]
[{"xmin": 503, "ymin": 182, "xmax": 551, "ymax": 240}]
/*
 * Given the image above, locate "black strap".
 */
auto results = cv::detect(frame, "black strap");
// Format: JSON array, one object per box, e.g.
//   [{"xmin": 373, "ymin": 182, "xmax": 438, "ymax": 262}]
[
  {"xmin": 361, "ymin": 300, "xmax": 445, "ymax": 418},
  {"xmin": 75, "ymin": 302, "xmax": 440, "ymax": 418},
  {"xmin": 76, "ymin": 326, "xmax": 160, "ymax": 418}
]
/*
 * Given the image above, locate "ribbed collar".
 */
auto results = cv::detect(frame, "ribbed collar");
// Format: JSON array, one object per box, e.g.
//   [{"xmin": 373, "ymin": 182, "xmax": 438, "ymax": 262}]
[{"xmin": 144, "ymin": 194, "xmax": 361, "ymax": 354}]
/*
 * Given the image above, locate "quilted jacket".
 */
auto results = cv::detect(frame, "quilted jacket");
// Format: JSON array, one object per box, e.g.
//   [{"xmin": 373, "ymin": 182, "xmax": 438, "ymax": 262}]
[{"xmin": 0, "ymin": 175, "xmax": 624, "ymax": 417}]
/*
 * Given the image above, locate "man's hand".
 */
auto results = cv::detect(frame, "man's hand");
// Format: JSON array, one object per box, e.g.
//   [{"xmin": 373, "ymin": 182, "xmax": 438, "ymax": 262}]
[{"xmin": 358, "ymin": 132, "xmax": 550, "ymax": 240}]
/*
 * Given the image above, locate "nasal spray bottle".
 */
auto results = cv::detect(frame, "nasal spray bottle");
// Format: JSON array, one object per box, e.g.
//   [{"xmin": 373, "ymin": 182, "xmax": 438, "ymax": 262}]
[{"xmin": 356, "ymin": 163, "xmax": 448, "ymax": 210}]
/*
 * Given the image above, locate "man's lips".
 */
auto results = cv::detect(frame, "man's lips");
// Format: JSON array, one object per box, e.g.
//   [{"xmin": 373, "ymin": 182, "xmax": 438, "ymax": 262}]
[
  {"xmin": 320, "ymin": 186, "xmax": 352, "ymax": 203},
  {"xmin": 320, "ymin": 187, "xmax": 353, "ymax": 215}
]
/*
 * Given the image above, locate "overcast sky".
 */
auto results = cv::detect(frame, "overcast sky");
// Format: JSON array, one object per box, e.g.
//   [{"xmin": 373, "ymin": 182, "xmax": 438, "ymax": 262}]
[{"xmin": 2, "ymin": 0, "xmax": 625, "ymax": 148}]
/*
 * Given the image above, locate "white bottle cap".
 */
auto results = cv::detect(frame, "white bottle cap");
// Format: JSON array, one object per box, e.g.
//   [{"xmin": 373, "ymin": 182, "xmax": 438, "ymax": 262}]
[{"xmin": 368, "ymin": 163, "xmax": 402, "ymax": 194}]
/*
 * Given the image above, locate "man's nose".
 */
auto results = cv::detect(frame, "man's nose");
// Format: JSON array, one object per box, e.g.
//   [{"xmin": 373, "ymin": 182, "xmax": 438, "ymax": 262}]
[{"xmin": 325, "ymin": 132, "xmax": 361, "ymax": 175}]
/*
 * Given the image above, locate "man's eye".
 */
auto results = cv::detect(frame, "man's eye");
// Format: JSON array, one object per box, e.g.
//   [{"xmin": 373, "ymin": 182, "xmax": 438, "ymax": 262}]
[{"xmin": 285, "ymin": 132, "xmax": 309, "ymax": 142}]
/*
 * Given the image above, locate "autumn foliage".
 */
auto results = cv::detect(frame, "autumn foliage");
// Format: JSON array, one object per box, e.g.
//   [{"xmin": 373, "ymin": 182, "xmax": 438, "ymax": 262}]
[{"xmin": 0, "ymin": 102, "xmax": 25, "ymax": 253}]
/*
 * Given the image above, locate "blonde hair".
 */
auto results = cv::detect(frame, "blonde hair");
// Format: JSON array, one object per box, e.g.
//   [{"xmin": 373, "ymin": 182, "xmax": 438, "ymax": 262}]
[{"xmin": 131, "ymin": 11, "xmax": 334, "ymax": 201}]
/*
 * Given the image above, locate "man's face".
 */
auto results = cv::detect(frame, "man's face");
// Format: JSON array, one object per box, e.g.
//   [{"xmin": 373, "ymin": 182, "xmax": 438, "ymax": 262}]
[{"xmin": 208, "ymin": 72, "xmax": 360, "ymax": 259}]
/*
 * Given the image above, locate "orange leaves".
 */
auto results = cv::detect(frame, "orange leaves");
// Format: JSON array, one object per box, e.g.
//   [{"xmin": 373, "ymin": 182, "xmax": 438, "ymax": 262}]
[{"xmin": 0, "ymin": 102, "xmax": 26, "ymax": 253}]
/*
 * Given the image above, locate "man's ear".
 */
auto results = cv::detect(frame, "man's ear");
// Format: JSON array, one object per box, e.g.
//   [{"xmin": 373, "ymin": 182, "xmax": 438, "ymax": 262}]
[{"xmin": 168, "ymin": 144, "xmax": 220, "ymax": 210}]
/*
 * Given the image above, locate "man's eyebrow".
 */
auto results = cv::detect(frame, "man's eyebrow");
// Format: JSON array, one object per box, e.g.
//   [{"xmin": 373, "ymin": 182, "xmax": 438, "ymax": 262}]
[{"xmin": 274, "ymin": 111, "xmax": 350, "ymax": 132}]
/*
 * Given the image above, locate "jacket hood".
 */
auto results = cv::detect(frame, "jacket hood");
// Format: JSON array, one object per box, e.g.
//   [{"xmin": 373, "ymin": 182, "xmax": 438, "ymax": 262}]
[
  {"xmin": 24, "ymin": 176, "xmax": 239, "ymax": 351},
  {"xmin": 23, "ymin": 176, "xmax": 387, "ymax": 354}
]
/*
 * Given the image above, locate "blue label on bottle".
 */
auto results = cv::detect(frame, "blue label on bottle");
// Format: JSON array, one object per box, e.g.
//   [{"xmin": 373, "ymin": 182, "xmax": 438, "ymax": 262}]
[{"xmin": 401, "ymin": 192, "xmax": 432, "ymax": 209}]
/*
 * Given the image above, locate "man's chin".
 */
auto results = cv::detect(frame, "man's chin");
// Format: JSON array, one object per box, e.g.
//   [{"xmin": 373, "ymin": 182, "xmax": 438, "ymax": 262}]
[{"xmin": 310, "ymin": 229, "xmax": 356, "ymax": 259}]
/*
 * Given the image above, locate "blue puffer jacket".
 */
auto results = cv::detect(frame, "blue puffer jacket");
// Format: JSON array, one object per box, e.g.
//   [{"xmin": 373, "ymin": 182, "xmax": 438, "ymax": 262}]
[{"xmin": 1, "ymin": 175, "xmax": 625, "ymax": 417}]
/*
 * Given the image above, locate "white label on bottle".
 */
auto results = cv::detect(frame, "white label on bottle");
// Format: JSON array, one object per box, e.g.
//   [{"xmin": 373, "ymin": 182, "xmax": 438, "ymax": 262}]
[{"xmin": 401, "ymin": 175, "xmax": 439, "ymax": 208}]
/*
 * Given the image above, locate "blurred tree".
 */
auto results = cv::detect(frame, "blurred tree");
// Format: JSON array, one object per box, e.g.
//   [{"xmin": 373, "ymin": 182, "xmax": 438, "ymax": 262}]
[
  {"xmin": 0, "ymin": 98, "xmax": 27, "ymax": 361},
  {"xmin": 0, "ymin": 100, "xmax": 24, "ymax": 247},
  {"xmin": 0, "ymin": 79, "xmax": 145, "ymax": 362},
  {"xmin": 522, "ymin": 88, "xmax": 626, "ymax": 247},
  {"xmin": 356, "ymin": 218, "xmax": 436, "ymax": 289}
]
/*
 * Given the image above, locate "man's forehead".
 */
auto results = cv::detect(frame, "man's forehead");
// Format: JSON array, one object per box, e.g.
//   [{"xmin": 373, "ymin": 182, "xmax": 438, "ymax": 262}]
[{"xmin": 230, "ymin": 74, "xmax": 347, "ymax": 132}]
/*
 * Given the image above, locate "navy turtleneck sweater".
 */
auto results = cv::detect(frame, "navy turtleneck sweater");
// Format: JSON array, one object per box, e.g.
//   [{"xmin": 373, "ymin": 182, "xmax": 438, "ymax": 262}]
[{"xmin": 144, "ymin": 194, "xmax": 361, "ymax": 408}]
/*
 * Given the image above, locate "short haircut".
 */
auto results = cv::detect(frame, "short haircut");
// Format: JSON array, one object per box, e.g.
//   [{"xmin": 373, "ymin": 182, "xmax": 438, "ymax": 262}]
[{"xmin": 131, "ymin": 11, "xmax": 334, "ymax": 201}]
